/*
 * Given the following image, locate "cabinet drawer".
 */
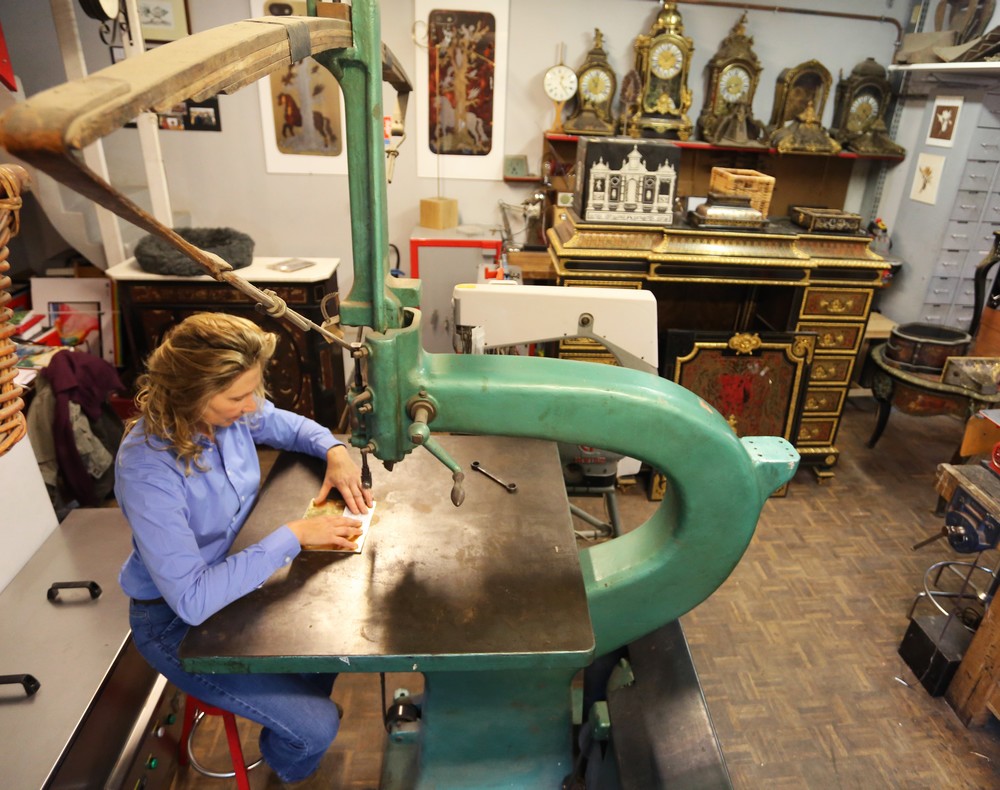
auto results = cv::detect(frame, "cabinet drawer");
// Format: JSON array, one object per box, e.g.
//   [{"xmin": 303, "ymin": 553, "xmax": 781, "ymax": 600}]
[
  {"xmin": 925, "ymin": 276, "xmax": 959, "ymax": 304},
  {"xmin": 802, "ymin": 387, "xmax": 846, "ymax": 415},
  {"xmin": 969, "ymin": 126, "xmax": 1000, "ymax": 161},
  {"xmin": 941, "ymin": 220, "xmax": 974, "ymax": 251},
  {"xmin": 128, "ymin": 283, "xmax": 314, "ymax": 305},
  {"xmin": 809, "ymin": 355, "xmax": 853, "ymax": 385},
  {"xmin": 800, "ymin": 288, "xmax": 872, "ymax": 319},
  {"xmin": 797, "ymin": 417, "xmax": 838, "ymax": 445},
  {"xmin": 958, "ymin": 159, "xmax": 997, "ymax": 191},
  {"xmin": 932, "ymin": 248, "xmax": 966, "ymax": 277},
  {"xmin": 947, "ymin": 303, "xmax": 977, "ymax": 329},
  {"xmin": 985, "ymin": 192, "xmax": 1000, "ymax": 225},
  {"xmin": 796, "ymin": 322, "xmax": 862, "ymax": 353},
  {"xmin": 954, "ymin": 278, "xmax": 977, "ymax": 306},
  {"xmin": 951, "ymin": 190, "xmax": 987, "ymax": 222},
  {"xmin": 981, "ymin": 92, "xmax": 1000, "ymax": 127},
  {"xmin": 918, "ymin": 304, "xmax": 948, "ymax": 324}
]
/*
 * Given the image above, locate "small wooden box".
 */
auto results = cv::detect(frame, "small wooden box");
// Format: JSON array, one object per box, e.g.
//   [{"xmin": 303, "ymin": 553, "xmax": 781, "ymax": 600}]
[
  {"xmin": 708, "ymin": 167, "xmax": 775, "ymax": 217},
  {"xmin": 419, "ymin": 197, "xmax": 458, "ymax": 230}
]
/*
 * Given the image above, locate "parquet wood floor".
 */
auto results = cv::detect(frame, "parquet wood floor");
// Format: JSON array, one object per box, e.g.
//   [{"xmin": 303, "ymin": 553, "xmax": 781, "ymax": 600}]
[{"xmin": 171, "ymin": 397, "xmax": 1000, "ymax": 788}]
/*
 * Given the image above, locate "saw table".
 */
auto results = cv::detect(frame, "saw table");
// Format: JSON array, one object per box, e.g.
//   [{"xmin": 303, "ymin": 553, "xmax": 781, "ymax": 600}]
[{"xmin": 181, "ymin": 436, "xmax": 593, "ymax": 787}]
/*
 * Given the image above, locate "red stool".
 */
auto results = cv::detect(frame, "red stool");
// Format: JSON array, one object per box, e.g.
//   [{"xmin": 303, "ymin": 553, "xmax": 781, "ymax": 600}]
[{"xmin": 179, "ymin": 694, "xmax": 263, "ymax": 790}]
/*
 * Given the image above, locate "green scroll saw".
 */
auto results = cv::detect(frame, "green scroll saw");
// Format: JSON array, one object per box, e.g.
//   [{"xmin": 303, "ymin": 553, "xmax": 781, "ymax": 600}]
[{"xmin": 0, "ymin": 2, "xmax": 798, "ymax": 786}]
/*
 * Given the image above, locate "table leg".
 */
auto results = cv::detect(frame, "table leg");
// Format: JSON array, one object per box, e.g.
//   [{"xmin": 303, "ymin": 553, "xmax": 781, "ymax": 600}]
[{"xmin": 867, "ymin": 370, "xmax": 894, "ymax": 448}]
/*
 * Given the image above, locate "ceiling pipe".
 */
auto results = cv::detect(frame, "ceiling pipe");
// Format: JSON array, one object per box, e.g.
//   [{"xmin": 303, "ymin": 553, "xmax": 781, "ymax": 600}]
[{"xmin": 672, "ymin": 0, "xmax": 905, "ymax": 45}]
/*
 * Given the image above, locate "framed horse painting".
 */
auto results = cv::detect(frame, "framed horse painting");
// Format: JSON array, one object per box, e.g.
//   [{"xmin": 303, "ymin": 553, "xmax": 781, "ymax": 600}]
[{"xmin": 253, "ymin": 0, "xmax": 348, "ymax": 175}]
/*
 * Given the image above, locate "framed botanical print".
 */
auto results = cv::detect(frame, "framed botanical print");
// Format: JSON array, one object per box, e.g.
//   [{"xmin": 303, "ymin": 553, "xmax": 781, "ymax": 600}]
[{"xmin": 138, "ymin": 0, "xmax": 191, "ymax": 43}]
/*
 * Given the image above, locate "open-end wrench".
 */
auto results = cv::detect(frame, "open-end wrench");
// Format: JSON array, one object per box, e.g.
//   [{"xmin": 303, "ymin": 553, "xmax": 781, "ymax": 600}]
[{"xmin": 470, "ymin": 461, "xmax": 517, "ymax": 493}]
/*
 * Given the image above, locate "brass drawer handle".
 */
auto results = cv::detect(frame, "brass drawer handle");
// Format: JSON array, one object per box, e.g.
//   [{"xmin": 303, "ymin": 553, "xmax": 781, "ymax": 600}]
[{"xmin": 818, "ymin": 297, "xmax": 855, "ymax": 314}]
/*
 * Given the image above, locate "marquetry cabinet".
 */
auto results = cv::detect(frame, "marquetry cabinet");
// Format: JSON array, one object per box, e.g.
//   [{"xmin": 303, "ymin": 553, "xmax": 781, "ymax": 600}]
[
  {"xmin": 106, "ymin": 257, "xmax": 346, "ymax": 428},
  {"xmin": 547, "ymin": 209, "xmax": 890, "ymax": 479}
]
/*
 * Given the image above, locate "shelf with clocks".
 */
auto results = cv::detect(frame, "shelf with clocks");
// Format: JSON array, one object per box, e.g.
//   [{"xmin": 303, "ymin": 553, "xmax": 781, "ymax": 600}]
[{"xmin": 540, "ymin": 131, "xmax": 903, "ymax": 220}]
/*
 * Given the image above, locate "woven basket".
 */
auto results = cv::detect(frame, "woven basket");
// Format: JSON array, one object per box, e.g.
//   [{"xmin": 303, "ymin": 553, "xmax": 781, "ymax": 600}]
[
  {"xmin": 709, "ymin": 167, "xmax": 775, "ymax": 217},
  {"xmin": 0, "ymin": 165, "xmax": 30, "ymax": 458}
]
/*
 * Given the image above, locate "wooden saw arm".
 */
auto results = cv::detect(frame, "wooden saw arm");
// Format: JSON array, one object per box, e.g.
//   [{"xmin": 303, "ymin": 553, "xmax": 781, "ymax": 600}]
[{"xmin": 0, "ymin": 11, "xmax": 411, "ymax": 345}]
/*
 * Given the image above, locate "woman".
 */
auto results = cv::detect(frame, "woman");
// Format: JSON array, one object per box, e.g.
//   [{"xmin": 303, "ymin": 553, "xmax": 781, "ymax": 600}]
[{"xmin": 116, "ymin": 312, "xmax": 373, "ymax": 784}]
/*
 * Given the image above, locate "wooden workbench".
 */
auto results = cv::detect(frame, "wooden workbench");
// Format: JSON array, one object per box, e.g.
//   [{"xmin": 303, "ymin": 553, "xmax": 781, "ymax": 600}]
[{"xmin": 938, "ymin": 462, "xmax": 1000, "ymax": 727}]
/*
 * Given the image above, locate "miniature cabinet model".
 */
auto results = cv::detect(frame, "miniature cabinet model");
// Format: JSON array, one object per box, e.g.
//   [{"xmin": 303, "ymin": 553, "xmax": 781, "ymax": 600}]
[
  {"xmin": 547, "ymin": 209, "xmax": 890, "ymax": 479},
  {"xmin": 921, "ymin": 91, "xmax": 1000, "ymax": 330},
  {"xmin": 106, "ymin": 258, "xmax": 346, "ymax": 427}
]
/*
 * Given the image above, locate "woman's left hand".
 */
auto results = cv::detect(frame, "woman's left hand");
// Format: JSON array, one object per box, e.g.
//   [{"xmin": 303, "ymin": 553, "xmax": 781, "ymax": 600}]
[{"xmin": 315, "ymin": 444, "xmax": 373, "ymax": 516}]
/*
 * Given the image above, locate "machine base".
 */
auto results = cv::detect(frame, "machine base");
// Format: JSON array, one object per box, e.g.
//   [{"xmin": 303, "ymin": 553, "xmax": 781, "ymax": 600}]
[{"xmin": 898, "ymin": 615, "xmax": 974, "ymax": 696}]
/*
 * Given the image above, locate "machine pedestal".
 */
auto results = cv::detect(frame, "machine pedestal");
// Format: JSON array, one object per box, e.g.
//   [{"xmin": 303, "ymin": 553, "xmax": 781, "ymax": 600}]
[{"xmin": 383, "ymin": 668, "xmax": 578, "ymax": 789}]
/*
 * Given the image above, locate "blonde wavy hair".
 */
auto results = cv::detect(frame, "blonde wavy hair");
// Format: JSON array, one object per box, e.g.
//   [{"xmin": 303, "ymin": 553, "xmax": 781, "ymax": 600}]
[{"xmin": 128, "ymin": 312, "xmax": 277, "ymax": 472}]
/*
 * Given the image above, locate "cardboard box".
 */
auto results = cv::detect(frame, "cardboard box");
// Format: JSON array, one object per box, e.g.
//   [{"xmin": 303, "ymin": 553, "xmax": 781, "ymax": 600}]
[{"xmin": 573, "ymin": 136, "xmax": 681, "ymax": 225}]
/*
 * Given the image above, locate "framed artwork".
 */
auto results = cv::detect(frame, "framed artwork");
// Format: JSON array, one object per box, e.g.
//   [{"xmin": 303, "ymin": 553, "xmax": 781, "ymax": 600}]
[
  {"xmin": 663, "ymin": 330, "xmax": 815, "ymax": 441},
  {"xmin": 252, "ymin": 0, "xmax": 347, "ymax": 175},
  {"xmin": 138, "ymin": 0, "xmax": 191, "ymax": 43},
  {"xmin": 414, "ymin": 0, "xmax": 509, "ymax": 181},
  {"xmin": 926, "ymin": 95, "xmax": 963, "ymax": 148},
  {"xmin": 910, "ymin": 152, "xmax": 945, "ymax": 205},
  {"xmin": 30, "ymin": 277, "xmax": 118, "ymax": 365}
]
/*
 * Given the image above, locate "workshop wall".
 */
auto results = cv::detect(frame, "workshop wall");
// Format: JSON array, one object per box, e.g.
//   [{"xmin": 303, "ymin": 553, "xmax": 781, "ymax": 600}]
[{"xmin": 1, "ymin": 1, "xmax": 909, "ymax": 275}]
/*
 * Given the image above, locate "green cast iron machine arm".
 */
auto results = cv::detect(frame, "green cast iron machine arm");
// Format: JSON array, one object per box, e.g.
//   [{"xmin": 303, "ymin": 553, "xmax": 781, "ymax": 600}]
[{"xmin": 0, "ymin": 1, "xmax": 797, "ymax": 658}]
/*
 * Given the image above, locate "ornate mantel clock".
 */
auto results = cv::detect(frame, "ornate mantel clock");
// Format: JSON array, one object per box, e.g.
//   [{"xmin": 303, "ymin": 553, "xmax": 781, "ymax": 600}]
[
  {"xmin": 766, "ymin": 59, "xmax": 839, "ymax": 153},
  {"xmin": 632, "ymin": 2, "xmax": 694, "ymax": 140},
  {"xmin": 697, "ymin": 13, "xmax": 764, "ymax": 147},
  {"xmin": 830, "ymin": 58, "xmax": 906, "ymax": 157},
  {"xmin": 565, "ymin": 29, "xmax": 618, "ymax": 136}
]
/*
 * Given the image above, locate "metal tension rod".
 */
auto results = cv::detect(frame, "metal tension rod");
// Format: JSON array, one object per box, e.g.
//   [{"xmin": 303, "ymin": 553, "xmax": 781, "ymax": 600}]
[{"xmin": 673, "ymin": 0, "xmax": 905, "ymax": 45}]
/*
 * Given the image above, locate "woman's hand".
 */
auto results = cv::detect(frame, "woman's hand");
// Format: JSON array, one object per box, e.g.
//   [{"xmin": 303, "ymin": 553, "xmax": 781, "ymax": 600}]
[
  {"xmin": 315, "ymin": 444, "xmax": 373, "ymax": 515},
  {"xmin": 286, "ymin": 515, "xmax": 363, "ymax": 550}
]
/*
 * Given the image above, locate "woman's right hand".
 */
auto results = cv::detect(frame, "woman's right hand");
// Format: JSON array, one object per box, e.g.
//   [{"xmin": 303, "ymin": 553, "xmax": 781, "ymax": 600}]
[{"xmin": 286, "ymin": 516, "xmax": 363, "ymax": 550}]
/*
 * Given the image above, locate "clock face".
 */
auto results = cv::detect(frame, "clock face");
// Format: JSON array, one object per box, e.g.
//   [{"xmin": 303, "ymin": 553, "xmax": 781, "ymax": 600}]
[
  {"xmin": 847, "ymin": 91, "xmax": 881, "ymax": 132},
  {"xmin": 544, "ymin": 64, "xmax": 579, "ymax": 102},
  {"xmin": 580, "ymin": 68, "xmax": 613, "ymax": 104},
  {"xmin": 720, "ymin": 65, "xmax": 751, "ymax": 104},
  {"xmin": 650, "ymin": 41, "xmax": 684, "ymax": 80}
]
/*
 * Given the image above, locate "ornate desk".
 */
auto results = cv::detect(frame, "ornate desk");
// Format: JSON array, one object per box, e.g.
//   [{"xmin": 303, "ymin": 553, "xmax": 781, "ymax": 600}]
[
  {"xmin": 867, "ymin": 343, "xmax": 1000, "ymax": 450},
  {"xmin": 547, "ymin": 209, "xmax": 891, "ymax": 479}
]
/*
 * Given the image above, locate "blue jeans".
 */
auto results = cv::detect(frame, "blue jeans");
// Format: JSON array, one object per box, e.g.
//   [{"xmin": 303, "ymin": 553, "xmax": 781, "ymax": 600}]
[{"xmin": 129, "ymin": 600, "xmax": 340, "ymax": 783}]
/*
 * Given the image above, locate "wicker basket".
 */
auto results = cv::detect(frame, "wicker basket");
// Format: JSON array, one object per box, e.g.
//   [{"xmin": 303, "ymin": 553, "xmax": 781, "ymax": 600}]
[{"xmin": 708, "ymin": 167, "xmax": 775, "ymax": 218}]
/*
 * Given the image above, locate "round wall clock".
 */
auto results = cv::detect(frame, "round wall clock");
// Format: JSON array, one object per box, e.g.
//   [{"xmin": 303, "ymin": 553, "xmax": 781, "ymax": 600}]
[
  {"xmin": 696, "ymin": 13, "xmax": 764, "ymax": 146},
  {"xmin": 633, "ymin": 2, "xmax": 694, "ymax": 140},
  {"xmin": 565, "ymin": 29, "xmax": 618, "ymax": 136},
  {"xmin": 543, "ymin": 58, "xmax": 578, "ymax": 133},
  {"xmin": 78, "ymin": 0, "xmax": 120, "ymax": 21}
]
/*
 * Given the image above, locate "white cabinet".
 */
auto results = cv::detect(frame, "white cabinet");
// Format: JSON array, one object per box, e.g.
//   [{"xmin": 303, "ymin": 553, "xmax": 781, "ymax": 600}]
[{"xmin": 920, "ymin": 91, "xmax": 1000, "ymax": 327}]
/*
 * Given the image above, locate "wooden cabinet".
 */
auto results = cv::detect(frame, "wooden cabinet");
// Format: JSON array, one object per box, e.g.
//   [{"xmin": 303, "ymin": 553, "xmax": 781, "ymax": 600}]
[
  {"xmin": 547, "ymin": 209, "xmax": 890, "ymax": 479},
  {"xmin": 106, "ymin": 257, "xmax": 346, "ymax": 428}
]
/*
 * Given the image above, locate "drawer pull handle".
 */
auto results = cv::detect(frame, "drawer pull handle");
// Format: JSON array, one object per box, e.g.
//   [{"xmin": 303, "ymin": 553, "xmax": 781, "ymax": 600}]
[
  {"xmin": 0, "ymin": 674, "xmax": 41, "ymax": 697},
  {"xmin": 980, "ymin": 143, "xmax": 999, "ymax": 149},
  {"xmin": 818, "ymin": 297, "xmax": 855, "ymax": 313},
  {"xmin": 951, "ymin": 234, "xmax": 968, "ymax": 239},
  {"xmin": 971, "ymin": 174, "xmax": 987, "ymax": 179},
  {"xmin": 46, "ymin": 580, "xmax": 103, "ymax": 602},
  {"xmin": 960, "ymin": 204, "xmax": 977, "ymax": 209}
]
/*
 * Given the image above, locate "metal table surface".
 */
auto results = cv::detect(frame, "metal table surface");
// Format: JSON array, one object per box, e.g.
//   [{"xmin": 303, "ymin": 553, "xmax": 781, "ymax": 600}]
[{"xmin": 181, "ymin": 435, "xmax": 595, "ymax": 674}]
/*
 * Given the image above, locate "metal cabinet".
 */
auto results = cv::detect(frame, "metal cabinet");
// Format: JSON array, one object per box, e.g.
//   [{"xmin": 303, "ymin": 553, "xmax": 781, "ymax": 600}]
[{"xmin": 921, "ymin": 91, "xmax": 1000, "ymax": 330}]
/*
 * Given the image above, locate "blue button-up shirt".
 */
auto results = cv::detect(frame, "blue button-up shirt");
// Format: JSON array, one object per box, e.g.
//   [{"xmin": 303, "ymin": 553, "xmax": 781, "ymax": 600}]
[{"xmin": 117, "ymin": 399, "xmax": 339, "ymax": 625}]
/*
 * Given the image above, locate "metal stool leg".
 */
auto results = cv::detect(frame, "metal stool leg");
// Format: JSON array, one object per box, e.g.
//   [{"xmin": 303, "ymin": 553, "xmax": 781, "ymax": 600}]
[{"xmin": 180, "ymin": 695, "xmax": 262, "ymax": 789}]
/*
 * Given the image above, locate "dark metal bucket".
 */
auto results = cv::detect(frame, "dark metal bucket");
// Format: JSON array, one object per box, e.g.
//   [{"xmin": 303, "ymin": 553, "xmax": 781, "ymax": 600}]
[{"xmin": 885, "ymin": 322, "xmax": 971, "ymax": 374}]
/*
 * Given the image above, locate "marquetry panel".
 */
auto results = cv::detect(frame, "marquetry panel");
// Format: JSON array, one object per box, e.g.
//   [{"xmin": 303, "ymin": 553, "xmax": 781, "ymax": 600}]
[
  {"xmin": 802, "ymin": 387, "xmax": 846, "ymax": 415},
  {"xmin": 796, "ymin": 416, "xmax": 838, "ymax": 445},
  {"xmin": 797, "ymin": 322, "xmax": 863, "ymax": 353},
  {"xmin": 809, "ymin": 355, "xmax": 854, "ymax": 386}
]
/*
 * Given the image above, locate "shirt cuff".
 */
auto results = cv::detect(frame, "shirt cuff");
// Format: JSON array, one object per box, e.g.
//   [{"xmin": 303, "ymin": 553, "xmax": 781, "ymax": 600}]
[{"xmin": 261, "ymin": 525, "xmax": 302, "ymax": 567}]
